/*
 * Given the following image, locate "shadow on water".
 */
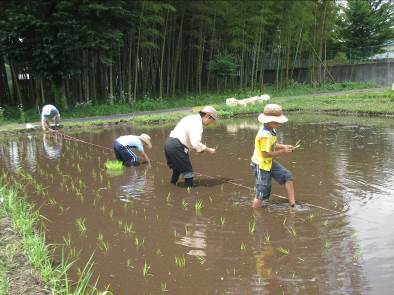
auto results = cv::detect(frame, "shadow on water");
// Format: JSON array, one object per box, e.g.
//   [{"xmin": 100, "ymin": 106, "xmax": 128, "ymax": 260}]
[{"xmin": 1, "ymin": 113, "xmax": 394, "ymax": 294}]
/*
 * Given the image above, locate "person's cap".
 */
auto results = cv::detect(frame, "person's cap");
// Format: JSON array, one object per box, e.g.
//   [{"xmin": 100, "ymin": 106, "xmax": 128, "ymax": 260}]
[
  {"xmin": 258, "ymin": 104, "xmax": 288, "ymax": 124},
  {"xmin": 138, "ymin": 133, "xmax": 152, "ymax": 149},
  {"xmin": 199, "ymin": 105, "xmax": 218, "ymax": 121}
]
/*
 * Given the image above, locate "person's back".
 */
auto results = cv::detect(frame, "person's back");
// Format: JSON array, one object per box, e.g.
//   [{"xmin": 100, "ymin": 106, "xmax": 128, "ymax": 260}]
[
  {"xmin": 116, "ymin": 135, "xmax": 144, "ymax": 152},
  {"xmin": 41, "ymin": 104, "xmax": 60, "ymax": 131},
  {"xmin": 113, "ymin": 134, "xmax": 152, "ymax": 166}
]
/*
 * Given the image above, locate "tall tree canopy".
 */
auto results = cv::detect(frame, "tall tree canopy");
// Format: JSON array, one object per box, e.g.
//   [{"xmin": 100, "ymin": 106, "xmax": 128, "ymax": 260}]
[
  {"xmin": 338, "ymin": 0, "xmax": 394, "ymax": 59},
  {"xmin": 0, "ymin": 0, "xmax": 392, "ymax": 110}
]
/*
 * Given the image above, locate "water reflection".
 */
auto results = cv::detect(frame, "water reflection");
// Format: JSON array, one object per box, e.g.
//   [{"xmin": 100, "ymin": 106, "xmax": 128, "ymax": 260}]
[
  {"xmin": 114, "ymin": 166, "xmax": 155, "ymax": 203},
  {"xmin": 43, "ymin": 132, "xmax": 63, "ymax": 159}
]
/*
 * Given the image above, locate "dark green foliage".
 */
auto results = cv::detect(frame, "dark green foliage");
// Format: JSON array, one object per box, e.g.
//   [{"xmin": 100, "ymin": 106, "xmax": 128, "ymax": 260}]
[
  {"xmin": 0, "ymin": 0, "xmax": 392, "ymax": 114},
  {"xmin": 338, "ymin": 0, "xmax": 394, "ymax": 59},
  {"xmin": 207, "ymin": 54, "xmax": 238, "ymax": 78}
]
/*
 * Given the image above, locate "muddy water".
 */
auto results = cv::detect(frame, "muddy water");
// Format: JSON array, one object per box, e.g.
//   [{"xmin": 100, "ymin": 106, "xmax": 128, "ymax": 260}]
[{"xmin": 1, "ymin": 113, "xmax": 394, "ymax": 295}]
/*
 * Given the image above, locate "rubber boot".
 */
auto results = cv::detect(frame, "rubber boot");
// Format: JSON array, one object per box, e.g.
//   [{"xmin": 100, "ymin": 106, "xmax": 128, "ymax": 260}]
[
  {"xmin": 184, "ymin": 177, "xmax": 193, "ymax": 188},
  {"xmin": 171, "ymin": 170, "xmax": 181, "ymax": 184}
]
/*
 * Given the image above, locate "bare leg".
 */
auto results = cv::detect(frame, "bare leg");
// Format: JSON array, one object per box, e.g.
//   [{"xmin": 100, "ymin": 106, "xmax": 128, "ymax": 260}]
[
  {"xmin": 41, "ymin": 119, "xmax": 49, "ymax": 131},
  {"xmin": 252, "ymin": 197, "xmax": 263, "ymax": 209},
  {"xmin": 285, "ymin": 180, "xmax": 296, "ymax": 206}
]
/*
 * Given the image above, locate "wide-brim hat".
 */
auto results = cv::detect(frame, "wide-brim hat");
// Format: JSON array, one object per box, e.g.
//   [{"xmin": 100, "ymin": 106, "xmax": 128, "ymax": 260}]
[
  {"xmin": 199, "ymin": 105, "xmax": 218, "ymax": 121},
  {"xmin": 258, "ymin": 104, "xmax": 288, "ymax": 124},
  {"xmin": 138, "ymin": 133, "xmax": 152, "ymax": 149}
]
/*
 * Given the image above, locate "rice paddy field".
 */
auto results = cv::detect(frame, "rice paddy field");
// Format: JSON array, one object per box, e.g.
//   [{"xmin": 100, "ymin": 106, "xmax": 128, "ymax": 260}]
[{"xmin": 1, "ymin": 113, "xmax": 394, "ymax": 294}]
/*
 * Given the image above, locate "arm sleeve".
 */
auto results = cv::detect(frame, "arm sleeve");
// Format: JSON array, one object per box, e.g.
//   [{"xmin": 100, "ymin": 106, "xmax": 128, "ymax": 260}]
[
  {"xmin": 136, "ymin": 143, "xmax": 144, "ymax": 152},
  {"xmin": 188, "ymin": 123, "xmax": 207, "ymax": 152}
]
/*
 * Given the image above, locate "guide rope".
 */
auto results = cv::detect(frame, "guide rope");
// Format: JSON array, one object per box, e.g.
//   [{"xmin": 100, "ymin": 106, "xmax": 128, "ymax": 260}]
[{"xmin": 48, "ymin": 129, "xmax": 369, "ymax": 219}]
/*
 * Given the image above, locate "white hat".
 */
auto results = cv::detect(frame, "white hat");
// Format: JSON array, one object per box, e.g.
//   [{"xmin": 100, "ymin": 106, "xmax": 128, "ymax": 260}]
[
  {"xmin": 199, "ymin": 105, "xmax": 218, "ymax": 121},
  {"xmin": 138, "ymin": 133, "xmax": 152, "ymax": 149},
  {"xmin": 258, "ymin": 104, "xmax": 288, "ymax": 124}
]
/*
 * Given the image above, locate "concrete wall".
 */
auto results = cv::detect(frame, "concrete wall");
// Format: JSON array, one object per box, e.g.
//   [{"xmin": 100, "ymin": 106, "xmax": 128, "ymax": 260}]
[{"xmin": 263, "ymin": 61, "xmax": 394, "ymax": 86}]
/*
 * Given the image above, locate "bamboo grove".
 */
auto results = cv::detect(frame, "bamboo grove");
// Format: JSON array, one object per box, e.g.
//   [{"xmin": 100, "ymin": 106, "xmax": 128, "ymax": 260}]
[{"xmin": 0, "ymin": 0, "xmax": 393, "ymax": 110}]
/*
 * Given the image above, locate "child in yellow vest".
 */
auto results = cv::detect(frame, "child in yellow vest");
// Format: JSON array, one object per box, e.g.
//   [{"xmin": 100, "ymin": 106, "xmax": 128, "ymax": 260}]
[{"xmin": 251, "ymin": 104, "xmax": 296, "ymax": 209}]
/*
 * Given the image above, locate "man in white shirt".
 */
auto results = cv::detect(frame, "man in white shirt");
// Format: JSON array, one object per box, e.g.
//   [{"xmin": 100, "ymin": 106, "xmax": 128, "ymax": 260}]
[
  {"xmin": 41, "ymin": 104, "xmax": 60, "ymax": 131},
  {"xmin": 164, "ymin": 106, "xmax": 218, "ymax": 188}
]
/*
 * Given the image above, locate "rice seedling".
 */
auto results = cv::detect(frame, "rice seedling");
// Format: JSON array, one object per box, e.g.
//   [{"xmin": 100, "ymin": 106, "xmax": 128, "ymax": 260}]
[
  {"xmin": 323, "ymin": 220, "xmax": 329, "ymax": 226},
  {"xmin": 283, "ymin": 217, "xmax": 287, "ymax": 225},
  {"xmin": 187, "ymin": 186, "xmax": 192, "ymax": 193},
  {"xmin": 277, "ymin": 247, "xmax": 290, "ymax": 255},
  {"xmin": 297, "ymin": 257, "xmax": 305, "ymax": 262},
  {"xmin": 68, "ymin": 247, "xmax": 82, "ymax": 260},
  {"xmin": 293, "ymin": 139, "xmax": 302, "ymax": 150},
  {"xmin": 76, "ymin": 217, "xmax": 87, "ymax": 234},
  {"xmin": 220, "ymin": 216, "xmax": 226, "ymax": 226},
  {"xmin": 142, "ymin": 261, "xmax": 152, "ymax": 278},
  {"xmin": 109, "ymin": 209, "xmax": 114, "ymax": 219},
  {"xmin": 308, "ymin": 213, "xmax": 315, "ymax": 222},
  {"xmin": 63, "ymin": 233, "xmax": 72, "ymax": 247},
  {"xmin": 175, "ymin": 254, "xmax": 186, "ymax": 268},
  {"xmin": 127, "ymin": 258, "xmax": 134, "ymax": 269},
  {"xmin": 166, "ymin": 192, "xmax": 173, "ymax": 206},
  {"xmin": 287, "ymin": 226, "xmax": 297, "ymax": 238},
  {"xmin": 156, "ymin": 248, "xmax": 163, "ymax": 256},
  {"xmin": 248, "ymin": 220, "xmax": 256, "ymax": 234},
  {"xmin": 173, "ymin": 229, "xmax": 177, "ymax": 239},
  {"xmin": 160, "ymin": 281, "xmax": 169, "ymax": 292},
  {"xmin": 134, "ymin": 236, "xmax": 145, "ymax": 250},
  {"xmin": 195, "ymin": 199, "xmax": 203, "ymax": 211},
  {"xmin": 240, "ymin": 242, "xmax": 247, "ymax": 252},
  {"xmin": 196, "ymin": 256, "xmax": 206, "ymax": 265},
  {"xmin": 181, "ymin": 199, "xmax": 188, "ymax": 210},
  {"xmin": 264, "ymin": 232, "xmax": 271, "ymax": 243},
  {"xmin": 324, "ymin": 240, "xmax": 331, "ymax": 249},
  {"xmin": 209, "ymin": 196, "xmax": 213, "ymax": 204},
  {"xmin": 353, "ymin": 249, "xmax": 362, "ymax": 261},
  {"xmin": 97, "ymin": 233, "xmax": 110, "ymax": 253},
  {"xmin": 122, "ymin": 222, "xmax": 134, "ymax": 235}
]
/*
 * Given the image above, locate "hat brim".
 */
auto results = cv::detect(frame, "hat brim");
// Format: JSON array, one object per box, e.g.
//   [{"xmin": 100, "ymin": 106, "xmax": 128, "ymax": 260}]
[
  {"xmin": 139, "ymin": 137, "xmax": 152, "ymax": 149},
  {"xmin": 258, "ymin": 113, "xmax": 288, "ymax": 124},
  {"xmin": 199, "ymin": 111, "xmax": 218, "ymax": 121}
]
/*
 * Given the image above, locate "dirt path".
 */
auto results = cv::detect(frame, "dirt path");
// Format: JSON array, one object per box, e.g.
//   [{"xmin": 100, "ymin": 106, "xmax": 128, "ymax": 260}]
[{"xmin": 0, "ymin": 217, "xmax": 49, "ymax": 295}]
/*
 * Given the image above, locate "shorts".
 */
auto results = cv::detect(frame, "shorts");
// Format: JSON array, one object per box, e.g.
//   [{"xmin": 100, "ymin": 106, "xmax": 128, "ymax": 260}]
[
  {"xmin": 251, "ymin": 160, "xmax": 293, "ymax": 200},
  {"xmin": 113, "ymin": 141, "xmax": 138, "ymax": 166},
  {"xmin": 164, "ymin": 137, "xmax": 193, "ymax": 176}
]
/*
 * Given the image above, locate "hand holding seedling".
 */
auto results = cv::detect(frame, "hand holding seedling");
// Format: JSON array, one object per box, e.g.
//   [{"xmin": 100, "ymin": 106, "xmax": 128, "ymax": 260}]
[
  {"xmin": 293, "ymin": 139, "xmax": 302, "ymax": 150},
  {"xmin": 205, "ymin": 147, "xmax": 216, "ymax": 154}
]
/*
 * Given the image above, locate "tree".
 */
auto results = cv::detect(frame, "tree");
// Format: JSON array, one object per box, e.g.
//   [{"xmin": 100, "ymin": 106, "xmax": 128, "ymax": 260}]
[{"xmin": 339, "ymin": 0, "xmax": 394, "ymax": 59}]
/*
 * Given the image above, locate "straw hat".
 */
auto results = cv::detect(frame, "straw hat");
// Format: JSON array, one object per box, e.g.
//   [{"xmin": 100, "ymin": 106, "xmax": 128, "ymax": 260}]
[
  {"xmin": 258, "ymin": 104, "xmax": 288, "ymax": 124},
  {"xmin": 199, "ymin": 105, "xmax": 218, "ymax": 121},
  {"xmin": 138, "ymin": 133, "xmax": 152, "ymax": 149}
]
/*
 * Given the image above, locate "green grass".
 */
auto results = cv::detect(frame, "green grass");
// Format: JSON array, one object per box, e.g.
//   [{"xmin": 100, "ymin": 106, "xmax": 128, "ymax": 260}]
[
  {"xmin": 1, "ymin": 82, "xmax": 392, "ymax": 134},
  {"xmin": 0, "ymin": 175, "xmax": 110, "ymax": 294},
  {"xmin": 0, "ymin": 81, "xmax": 378, "ymax": 124},
  {"xmin": 0, "ymin": 246, "xmax": 9, "ymax": 295}
]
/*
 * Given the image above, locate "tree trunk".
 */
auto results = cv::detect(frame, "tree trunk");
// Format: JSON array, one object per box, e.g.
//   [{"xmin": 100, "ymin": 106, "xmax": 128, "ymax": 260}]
[
  {"xmin": 171, "ymin": 11, "xmax": 184, "ymax": 97},
  {"xmin": 159, "ymin": 10, "xmax": 169, "ymax": 99},
  {"xmin": 134, "ymin": 1, "xmax": 145, "ymax": 101}
]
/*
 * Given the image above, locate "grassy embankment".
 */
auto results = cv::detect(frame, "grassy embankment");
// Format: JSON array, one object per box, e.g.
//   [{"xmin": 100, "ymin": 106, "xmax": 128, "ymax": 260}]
[
  {"xmin": 133, "ymin": 87, "xmax": 394, "ymax": 125},
  {"xmin": 0, "ymin": 173, "xmax": 110, "ymax": 295},
  {"xmin": 0, "ymin": 81, "xmax": 392, "ymax": 132},
  {"xmin": 0, "ymin": 81, "xmax": 380, "ymax": 121}
]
